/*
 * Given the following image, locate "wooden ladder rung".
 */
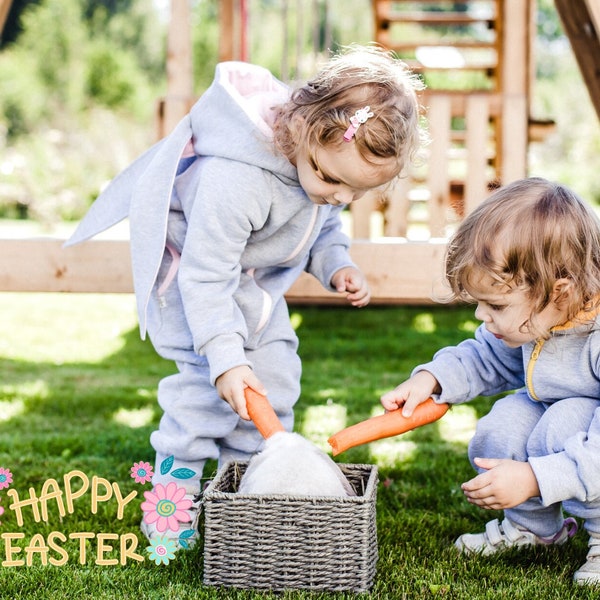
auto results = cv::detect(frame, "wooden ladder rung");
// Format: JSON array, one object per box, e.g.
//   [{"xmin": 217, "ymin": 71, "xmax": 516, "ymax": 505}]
[
  {"xmin": 382, "ymin": 40, "xmax": 497, "ymax": 50},
  {"xmin": 399, "ymin": 59, "xmax": 497, "ymax": 72},
  {"xmin": 377, "ymin": 11, "xmax": 496, "ymax": 26}
]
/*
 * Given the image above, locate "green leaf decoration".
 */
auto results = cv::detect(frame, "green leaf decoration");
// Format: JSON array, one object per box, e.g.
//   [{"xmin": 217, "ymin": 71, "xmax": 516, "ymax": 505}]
[
  {"xmin": 180, "ymin": 529, "xmax": 195, "ymax": 539},
  {"xmin": 160, "ymin": 455, "xmax": 174, "ymax": 475},
  {"xmin": 171, "ymin": 468, "xmax": 196, "ymax": 480}
]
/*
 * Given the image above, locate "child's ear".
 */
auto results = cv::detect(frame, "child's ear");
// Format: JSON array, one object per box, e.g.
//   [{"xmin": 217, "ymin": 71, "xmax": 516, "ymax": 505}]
[{"xmin": 552, "ymin": 278, "xmax": 572, "ymax": 305}]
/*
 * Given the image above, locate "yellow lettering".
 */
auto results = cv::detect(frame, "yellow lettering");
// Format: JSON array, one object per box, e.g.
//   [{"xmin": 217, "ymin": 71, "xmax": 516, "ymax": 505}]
[
  {"xmin": 91, "ymin": 476, "xmax": 112, "ymax": 514},
  {"xmin": 25, "ymin": 533, "xmax": 49, "ymax": 566},
  {"xmin": 47, "ymin": 531, "xmax": 69, "ymax": 566},
  {"xmin": 68, "ymin": 531, "xmax": 94, "ymax": 565},
  {"xmin": 120, "ymin": 532, "xmax": 144, "ymax": 565},
  {"xmin": 63, "ymin": 470, "xmax": 89, "ymax": 514},
  {"xmin": 39, "ymin": 478, "xmax": 66, "ymax": 522},
  {"xmin": 7, "ymin": 488, "xmax": 41, "ymax": 526},
  {"xmin": 112, "ymin": 483, "xmax": 137, "ymax": 520},
  {"xmin": 95, "ymin": 533, "xmax": 118, "ymax": 566},
  {"xmin": 1, "ymin": 532, "xmax": 25, "ymax": 567}
]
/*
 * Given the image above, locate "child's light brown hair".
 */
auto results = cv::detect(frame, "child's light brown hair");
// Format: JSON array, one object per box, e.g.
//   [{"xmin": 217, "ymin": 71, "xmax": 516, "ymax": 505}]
[
  {"xmin": 446, "ymin": 177, "xmax": 600, "ymax": 328},
  {"xmin": 272, "ymin": 44, "xmax": 426, "ymax": 177}
]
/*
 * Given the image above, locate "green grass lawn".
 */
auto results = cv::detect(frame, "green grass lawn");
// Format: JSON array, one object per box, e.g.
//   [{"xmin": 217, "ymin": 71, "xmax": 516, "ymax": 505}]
[{"xmin": 0, "ymin": 293, "xmax": 597, "ymax": 599}]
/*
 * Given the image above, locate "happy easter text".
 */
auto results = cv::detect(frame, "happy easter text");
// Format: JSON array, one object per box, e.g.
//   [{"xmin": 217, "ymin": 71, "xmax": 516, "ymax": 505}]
[{"xmin": 1, "ymin": 470, "xmax": 144, "ymax": 566}]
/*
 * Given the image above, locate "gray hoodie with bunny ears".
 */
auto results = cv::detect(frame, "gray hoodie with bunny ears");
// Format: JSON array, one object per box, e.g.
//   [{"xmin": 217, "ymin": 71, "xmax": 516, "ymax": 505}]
[{"xmin": 67, "ymin": 61, "xmax": 356, "ymax": 384}]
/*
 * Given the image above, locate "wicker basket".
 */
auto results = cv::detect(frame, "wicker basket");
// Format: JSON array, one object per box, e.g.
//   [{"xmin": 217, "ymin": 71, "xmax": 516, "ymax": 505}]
[{"xmin": 201, "ymin": 461, "xmax": 378, "ymax": 592}]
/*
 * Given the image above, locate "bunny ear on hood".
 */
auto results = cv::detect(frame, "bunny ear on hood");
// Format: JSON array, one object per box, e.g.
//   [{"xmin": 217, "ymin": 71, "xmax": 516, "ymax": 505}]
[
  {"xmin": 65, "ymin": 61, "xmax": 294, "ymax": 343},
  {"xmin": 64, "ymin": 113, "xmax": 196, "ymax": 340},
  {"xmin": 237, "ymin": 431, "xmax": 356, "ymax": 497}
]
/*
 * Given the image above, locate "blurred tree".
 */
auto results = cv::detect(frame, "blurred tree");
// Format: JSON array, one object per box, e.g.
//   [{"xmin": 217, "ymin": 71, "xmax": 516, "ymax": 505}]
[
  {"xmin": 1, "ymin": 0, "xmax": 136, "ymax": 47},
  {"xmin": 1, "ymin": 0, "xmax": 41, "ymax": 46},
  {"xmin": 191, "ymin": 0, "xmax": 219, "ymax": 92}
]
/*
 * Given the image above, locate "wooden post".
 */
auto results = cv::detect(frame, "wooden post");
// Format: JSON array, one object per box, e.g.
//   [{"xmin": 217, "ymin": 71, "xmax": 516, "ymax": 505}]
[
  {"xmin": 162, "ymin": 0, "xmax": 194, "ymax": 136},
  {"xmin": 464, "ymin": 95, "xmax": 491, "ymax": 214},
  {"xmin": 499, "ymin": 0, "xmax": 530, "ymax": 182},
  {"xmin": 0, "ymin": 0, "xmax": 13, "ymax": 38},
  {"xmin": 426, "ymin": 95, "xmax": 451, "ymax": 237}
]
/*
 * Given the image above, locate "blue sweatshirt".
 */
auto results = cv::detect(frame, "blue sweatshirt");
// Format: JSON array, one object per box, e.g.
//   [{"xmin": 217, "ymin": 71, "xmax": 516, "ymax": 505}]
[{"xmin": 417, "ymin": 310, "xmax": 600, "ymax": 507}]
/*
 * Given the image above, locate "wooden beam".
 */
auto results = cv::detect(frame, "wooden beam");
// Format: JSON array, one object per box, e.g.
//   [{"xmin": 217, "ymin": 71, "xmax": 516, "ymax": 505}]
[
  {"xmin": 554, "ymin": 0, "xmax": 600, "ymax": 122},
  {"xmin": 426, "ymin": 94, "xmax": 451, "ymax": 236},
  {"xmin": 464, "ymin": 95, "xmax": 490, "ymax": 215},
  {"xmin": 218, "ymin": 0, "xmax": 237, "ymax": 62},
  {"xmin": 499, "ymin": 0, "xmax": 530, "ymax": 182},
  {"xmin": 0, "ymin": 240, "xmax": 134, "ymax": 294},
  {"xmin": 0, "ymin": 0, "xmax": 13, "ymax": 38},
  {"xmin": 0, "ymin": 239, "xmax": 447, "ymax": 305},
  {"xmin": 162, "ymin": 0, "xmax": 194, "ymax": 136}
]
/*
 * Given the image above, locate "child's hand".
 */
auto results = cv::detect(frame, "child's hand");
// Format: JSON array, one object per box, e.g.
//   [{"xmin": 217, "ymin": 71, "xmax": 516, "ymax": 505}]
[
  {"xmin": 216, "ymin": 366, "xmax": 267, "ymax": 421},
  {"xmin": 331, "ymin": 266, "xmax": 371, "ymax": 307},
  {"xmin": 380, "ymin": 370, "xmax": 440, "ymax": 416},
  {"xmin": 461, "ymin": 457, "xmax": 541, "ymax": 510}
]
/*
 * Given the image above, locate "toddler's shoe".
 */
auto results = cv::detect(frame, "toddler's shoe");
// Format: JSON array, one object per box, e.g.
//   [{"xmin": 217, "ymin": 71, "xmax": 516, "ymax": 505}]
[
  {"xmin": 140, "ymin": 490, "xmax": 202, "ymax": 551},
  {"xmin": 574, "ymin": 534, "xmax": 600, "ymax": 585},
  {"xmin": 454, "ymin": 516, "xmax": 577, "ymax": 556}
]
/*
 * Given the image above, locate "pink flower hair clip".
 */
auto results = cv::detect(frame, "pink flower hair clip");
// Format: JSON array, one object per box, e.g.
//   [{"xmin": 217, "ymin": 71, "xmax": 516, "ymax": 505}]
[{"xmin": 343, "ymin": 106, "xmax": 374, "ymax": 142}]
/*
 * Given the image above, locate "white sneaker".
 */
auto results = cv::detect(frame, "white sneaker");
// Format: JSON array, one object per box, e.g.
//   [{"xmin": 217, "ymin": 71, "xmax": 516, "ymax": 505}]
[
  {"xmin": 574, "ymin": 534, "xmax": 600, "ymax": 585},
  {"xmin": 140, "ymin": 491, "xmax": 201, "ymax": 550},
  {"xmin": 455, "ymin": 517, "xmax": 577, "ymax": 556}
]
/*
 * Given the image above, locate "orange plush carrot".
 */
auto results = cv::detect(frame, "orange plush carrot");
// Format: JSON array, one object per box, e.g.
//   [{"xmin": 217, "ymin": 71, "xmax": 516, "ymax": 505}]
[
  {"xmin": 327, "ymin": 398, "xmax": 449, "ymax": 456},
  {"xmin": 244, "ymin": 388, "xmax": 286, "ymax": 439}
]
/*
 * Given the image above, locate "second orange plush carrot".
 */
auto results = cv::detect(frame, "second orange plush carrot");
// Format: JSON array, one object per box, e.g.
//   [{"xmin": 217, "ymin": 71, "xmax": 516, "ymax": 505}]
[
  {"xmin": 328, "ymin": 398, "xmax": 449, "ymax": 456},
  {"xmin": 244, "ymin": 388, "xmax": 286, "ymax": 439}
]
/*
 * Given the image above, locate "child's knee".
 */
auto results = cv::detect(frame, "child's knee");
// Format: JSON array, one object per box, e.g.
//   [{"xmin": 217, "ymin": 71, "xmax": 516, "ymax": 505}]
[
  {"xmin": 527, "ymin": 397, "xmax": 597, "ymax": 456},
  {"xmin": 468, "ymin": 394, "xmax": 541, "ymax": 464}
]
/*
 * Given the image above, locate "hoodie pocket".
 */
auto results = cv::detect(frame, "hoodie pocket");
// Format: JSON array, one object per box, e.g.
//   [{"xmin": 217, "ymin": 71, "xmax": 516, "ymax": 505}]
[{"xmin": 235, "ymin": 269, "xmax": 273, "ymax": 342}]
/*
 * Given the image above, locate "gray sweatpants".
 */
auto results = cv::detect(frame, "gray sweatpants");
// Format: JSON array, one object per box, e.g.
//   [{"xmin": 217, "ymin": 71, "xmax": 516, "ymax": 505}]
[
  {"xmin": 468, "ymin": 392, "xmax": 600, "ymax": 536},
  {"xmin": 144, "ymin": 267, "xmax": 301, "ymax": 494}
]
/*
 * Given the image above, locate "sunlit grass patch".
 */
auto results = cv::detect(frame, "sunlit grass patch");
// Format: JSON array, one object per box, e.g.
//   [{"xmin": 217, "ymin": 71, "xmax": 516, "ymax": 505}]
[
  {"xmin": 439, "ymin": 403, "xmax": 479, "ymax": 444},
  {"xmin": 0, "ymin": 293, "xmax": 138, "ymax": 362},
  {"xmin": 113, "ymin": 406, "xmax": 155, "ymax": 429},
  {"xmin": 0, "ymin": 398, "xmax": 26, "ymax": 421},
  {"xmin": 299, "ymin": 401, "xmax": 347, "ymax": 451},
  {"xmin": 370, "ymin": 438, "xmax": 418, "ymax": 468}
]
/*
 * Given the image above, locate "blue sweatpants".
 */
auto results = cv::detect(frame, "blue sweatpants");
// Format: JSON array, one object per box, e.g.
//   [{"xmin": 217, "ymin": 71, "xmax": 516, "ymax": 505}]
[{"xmin": 468, "ymin": 392, "xmax": 600, "ymax": 536}]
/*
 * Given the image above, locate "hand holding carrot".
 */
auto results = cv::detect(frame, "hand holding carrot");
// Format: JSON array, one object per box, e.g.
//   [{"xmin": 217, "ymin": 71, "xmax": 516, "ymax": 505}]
[
  {"xmin": 216, "ymin": 365, "xmax": 267, "ymax": 420},
  {"xmin": 380, "ymin": 370, "xmax": 442, "ymax": 417},
  {"xmin": 328, "ymin": 398, "xmax": 449, "ymax": 455}
]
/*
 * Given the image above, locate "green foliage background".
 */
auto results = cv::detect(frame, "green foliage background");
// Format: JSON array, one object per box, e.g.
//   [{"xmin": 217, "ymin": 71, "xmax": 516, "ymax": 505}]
[{"xmin": 0, "ymin": 0, "xmax": 599, "ymax": 222}]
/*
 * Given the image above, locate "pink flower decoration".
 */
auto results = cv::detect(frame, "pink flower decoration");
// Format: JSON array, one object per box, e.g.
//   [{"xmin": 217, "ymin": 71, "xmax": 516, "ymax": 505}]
[
  {"xmin": 131, "ymin": 461, "xmax": 154, "ymax": 484},
  {"xmin": 0, "ymin": 468, "xmax": 12, "ymax": 490},
  {"xmin": 141, "ymin": 482, "xmax": 192, "ymax": 533},
  {"xmin": 0, "ymin": 497, "xmax": 4, "ymax": 525}
]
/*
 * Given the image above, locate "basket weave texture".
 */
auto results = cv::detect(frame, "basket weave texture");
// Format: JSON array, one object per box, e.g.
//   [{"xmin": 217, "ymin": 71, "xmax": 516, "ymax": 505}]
[{"xmin": 201, "ymin": 461, "xmax": 378, "ymax": 592}]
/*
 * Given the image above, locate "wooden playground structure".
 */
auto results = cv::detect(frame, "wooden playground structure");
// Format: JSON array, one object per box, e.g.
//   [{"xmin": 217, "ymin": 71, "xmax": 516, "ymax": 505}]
[{"xmin": 0, "ymin": 0, "xmax": 599, "ymax": 304}]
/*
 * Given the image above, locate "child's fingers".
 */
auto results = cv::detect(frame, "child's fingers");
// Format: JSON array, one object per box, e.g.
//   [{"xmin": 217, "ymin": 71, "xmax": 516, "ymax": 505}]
[
  {"xmin": 238, "ymin": 374, "xmax": 268, "ymax": 421},
  {"xmin": 472, "ymin": 457, "xmax": 500, "ymax": 470},
  {"xmin": 380, "ymin": 390, "xmax": 406, "ymax": 411},
  {"xmin": 401, "ymin": 395, "xmax": 427, "ymax": 417},
  {"xmin": 243, "ymin": 372, "xmax": 268, "ymax": 397},
  {"xmin": 235, "ymin": 396, "xmax": 251, "ymax": 420}
]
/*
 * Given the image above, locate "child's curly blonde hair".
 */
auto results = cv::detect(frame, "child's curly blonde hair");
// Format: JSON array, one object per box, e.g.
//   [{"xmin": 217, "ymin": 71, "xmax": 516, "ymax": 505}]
[
  {"xmin": 272, "ymin": 44, "xmax": 426, "ymax": 177},
  {"xmin": 445, "ymin": 177, "xmax": 600, "ymax": 332}
]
